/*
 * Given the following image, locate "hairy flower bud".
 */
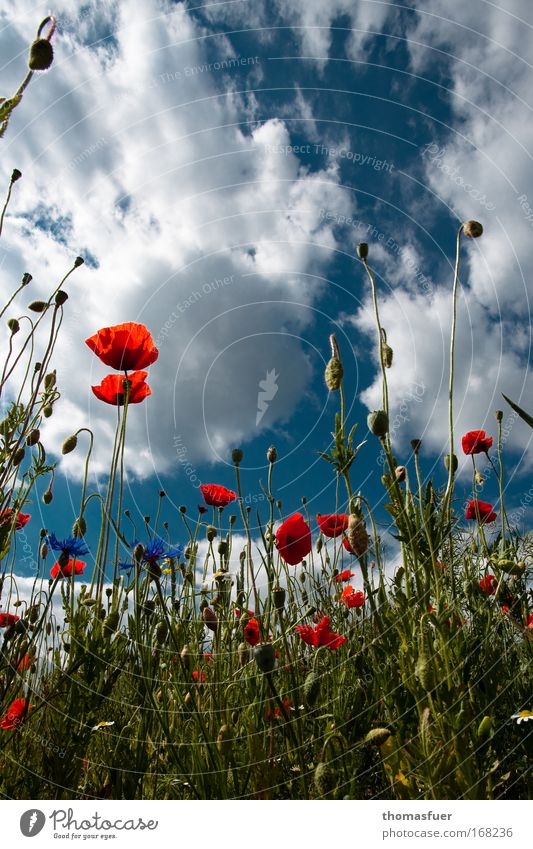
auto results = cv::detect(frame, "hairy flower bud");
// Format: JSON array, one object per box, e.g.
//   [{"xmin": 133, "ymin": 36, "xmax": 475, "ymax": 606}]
[
  {"xmin": 28, "ymin": 38, "xmax": 54, "ymax": 70},
  {"xmin": 7, "ymin": 318, "xmax": 19, "ymax": 334},
  {"xmin": 495, "ymin": 409, "xmax": 503, "ymax": 422},
  {"xmin": 55, "ymin": 290, "xmax": 68, "ymax": 306},
  {"xmin": 462, "ymin": 220, "xmax": 483, "ymax": 238},
  {"xmin": 303, "ymin": 670, "xmax": 320, "ymax": 708},
  {"xmin": 74, "ymin": 256, "xmax": 85, "ymax": 267},
  {"xmin": 103, "ymin": 610, "xmax": 120, "ymax": 637},
  {"xmin": 365, "ymin": 727, "xmax": 391, "ymax": 746},
  {"xmin": 346, "ymin": 514, "xmax": 369, "ymax": 558},
  {"xmin": 155, "ymin": 620, "xmax": 168, "ymax": 645},
  {"xmin": 202, "ymin": 606, "xmax": 218, "ymax": 633},
  {"xmin": 367, "ymin": 410, "xmax": 388, "ymax": 439},
  {"xmin": 26, "ymin": 429, "xmax": 40, "ymax": 446},
  {"xmin": 217, "ymin": 724, "xmax": 233, "ymax": 756},
  {"xmin": 13, "ymin": 446, "xmax": 25, "ymax": 466},
  {"xmin": 395, "ymin": 465, "xmax": 406, "ymax": 483},
  {"xmin": 444, "ymin": 453, "xmax": 458, "ymax": 473},
  {"xmin": 267, "ymin": 445, "xmax": 277, "ymax": 463},
  {"xmin": 237, "ymin": 641, "xmax": 249, "ymax": 666},
  {"xmin": 357, "ymin": 242, "xmax": 369, "ymax": 260},
  {"xmin": 11, "ymin": 169, "xmax": 22, "ymax": 183},
  {"xmin": 72, "ymin": 516, "xmax": 87, "ymax": 538},
  {"xmin": 254, "ymin": 643, "xmax": 276, "ymax": 673},
  {"xmin": 325, "ymin": 357, "xmax": 343, "ymax": 391},
  {"xmin": 62, "ymin": 434, "xmax": 78, "ymax": 455},
  {"xmin": 44, "ymin": 371, "xmax": 56, "ymax": 390},
  {"xmin": 206, "ymin": 525, "xmax": 217, "ymax": 542},
  {"xmin": 272, "ymin": 586, "xmax": 286, "ymax": 611},
  {"xmin": 232, "ymin": 448, "xmax": 243, "ymax": 465},
  {"xmin": 477, "ymin": 715, "xmax": 493, "ymax": 740}
]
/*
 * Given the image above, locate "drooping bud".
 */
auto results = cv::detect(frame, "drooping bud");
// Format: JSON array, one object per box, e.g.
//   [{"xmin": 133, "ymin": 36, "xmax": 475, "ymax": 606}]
[
  {"xmin": 346, "ymin": 514, "xmax": 369, "ymax": 558},
  {"xmin": 202, "ymin": 606, "xmax": 218, "ymax": 633},
  {"xmin": 11, "ymin": 169, "xmax": 22, "ymax": 183},
  {"xmin": 44, "ymin": 371, "xmax": 56, "ymax": 390},
  {"xmin": 477, "ymin": 715, "xmax": 493, "ymax": 740},
  {"xmin": 462, "ymin": 220, "xmax": 483, "ymax": 238},
  {"xmin": 43, "ymin": 405, "xmax": 53, "ymax": 418},
  {"xmin": 444, "ymin": 454, "xmax": 458, "ymax": 473},
  {"xmin": 72, "ymin": 516, "xmax": 87, "ymax": 538},
  {"xmin": 303, "ymin": 670, "xmax": 320, "ymax": 708},
  {"xmin": 254, "ymin": 643, "xmax": 276, "ymax": 673},
  {"xmin": 155, "ymin": 620, "xmax": 168, "ymax": 645},
  {"xmin": 272, "ymin": 586, "xmax": 286, "ymax": 611},
  {"xmin": 216, "ymin": 724, "xmax": 233, "ymax": 756},
  {"xmin": 364, "ymin": 727, "xmax": 391, "ymax": 746},
  {"xmin": 103, "ymin": 610, "xmax": 120, "ymax": 637},
  {"xmin": 395, "ymin": 465, "xmax": 406, "ymax": 483},
  {"xmin": 180, "ymin": 645, "xmax": 190, "ymax": 670},
  {"xmin": 29, "ymin": 38, "xmax": 54, "ymax": 71},
  {"xmin": 54, "ymin": 290, "xmax": 68, "ymax": 306},
  {"xmin": 12, "ymin": 447, "xmax": 25, "ymax": 466},
  {"xmin": 357, "ymin": 242, "xmax": 369, "ymax": 260},
  {"xmin": 367, "ymin": 410, "xmax": 388, "ymax": 439},
  {"xmin": 62, "ymin": 434, "xmax": 78, "ymax": 455},
  {"xmin": 7, "ymin": 318, "xmax": 19, "ymax": 334},
  {"xmin": 314, "ymin": 762, "xmax": 336, "ymax": 797},
  {"xmin": 237, "ymin": 641, "xmax": 249, "ymax": 666}
]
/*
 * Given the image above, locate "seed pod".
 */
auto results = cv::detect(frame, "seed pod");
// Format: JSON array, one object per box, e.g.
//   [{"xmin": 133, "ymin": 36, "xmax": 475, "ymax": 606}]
[
  {"xmin": 155, "ymin": 620, "xmax": 168, "ymax": 645},
  {"xmin": 74, "ymin": 256, "xmax": 85, "ymax": 267},
  {"xmin": 367, "ymin": 410, "xmax": 389, "ymax": 438},
  {"xmin": 28, "ymin": 300, "xmax": 48, "ymax": 313},
  {"xmin": 28, "ymin": 38, "xmax": 54, "ymax": 70},
  {"xmin": 7, "ymin": 318, "xmax": 19, "ymax": 334},
  {"xmin": 303, "ymin": 670, "xmax": 320, "ymax": 708},
  {"xmin": 365, "ymin": 727, "xmax": 391, "ymax": 746},
  {"xmin": 477, "ymin": 715, "xmax": 493, "ymax": 740},
  {"xmin": 325, "ymin": 357, "xmax": 343, "ymax": 391},
  {"xmin": 237, "ymin": 641, "xmax": 249, "ymax": 666},
  {"xmin": 103, "ymin": 610, "xmax": 120, "ymax": 637},
  {"xmin": 55, "ymin": 290, "xmax": 68, "ymax": 306},
  {"xmin": 462, "ymin": 220, "xmax": 483, "ymax": 238},
  {"xmin": 202, "ymin": 606, "xmax": 218, "ymax": 633},
  {"xmin": 357, "ymin": 242, "xmax": 369, "ymax": 260},
  {"xmin": 11, "ymin": 169, "xmax": 22, "ymax": 182},
  {"xmin": 444, "ymin": 454, "xmax": 458, "ymax": 472},
  {"xmin": 13, "ymin": 447, "xmax": 25, "ymax": 466},
  {"xmin": 272, "ymin": 586, "xmax": 286, "ymax": 611},
  {"xmin": 267, "ymin": 445, "xmax": 277, "ymax": 463},
  {"xmin": 346, "ymin": 514, "xmax": 369, "ymax": 558},
  {"xmin": 254, "ymin": 643, "xmax": 276, "ymax": 673},
  {"xmin": 26, "ymin": 429, "xmax": 40, "ymax": 446},
  {"xmin": 314, "ymin": 762, "xmax": 336, "ymax": 797},
  {"xmin": 232, "ymin": 448, "xmax": 243, "ymax": 465},
  {"xmin": 206, "ymin": 525, "xmax": 217, "ymax": 542},
  {"xmin": 216, "ymin": 724, "xmax": 233, "ymax": 756},
  {"xmin": 62, "ymin": 434, "xmax": 78, "ymax": 455}
]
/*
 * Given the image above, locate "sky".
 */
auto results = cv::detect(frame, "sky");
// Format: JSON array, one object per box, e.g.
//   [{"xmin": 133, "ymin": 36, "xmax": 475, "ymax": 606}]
[{"xmin": 1, "ymin": 0, "xmax": 532, "ymax": 580}]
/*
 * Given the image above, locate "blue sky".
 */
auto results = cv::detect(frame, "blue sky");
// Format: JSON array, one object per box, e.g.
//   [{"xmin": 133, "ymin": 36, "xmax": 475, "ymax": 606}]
[{"xmin": 1, "ymin": 0, "xmax": 532, "ymax": 576}]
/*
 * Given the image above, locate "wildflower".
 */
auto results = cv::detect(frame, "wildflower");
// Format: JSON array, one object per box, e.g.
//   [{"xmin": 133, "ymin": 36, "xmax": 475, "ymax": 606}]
[
  {"xmin": 527, "ymin": 612, "xmax": 533, "ymax": 629},
  {"xmin": 46, "ymin": 532, "xmax": 90, "ymax": 559},
  {"xmin": 462, "ymin": 430, "xmax": 493, "ymax": 455},
  {"xmin": 335, "ymin": 569, "xmax": 355, "ymax": 582},
  {"xmin": 92, "ymin": 371, "xmax": 151, "ymax": 405},
  {"xmin": 0, "ymin": 509, "xmax": 31, "ymax": 531},
  {"xmin": 275, "ymin": 513, "xmax": 312, "ymax": 565},
  {"xmin": 197, "ymin": 504, "xmax": 208, "ymax": 515},
  {"xmin": 243, "ymin": 617, "xmax": 260, "ymax": 647},
  {"xmin": 465, "ymin": 500, "xmax": 497, "ymax": 524},
  {"xmin": 192, "ymin": 670, "xmax": 206, "ymax": 683},
  {"xmin": 266, "ymin": 696, "xmax": 292, "ymax": 721},
  {"xmin": 17, "ymin": 654, "xmax": 33, "ymax": 672},
  {"xmin": 1, "ymin": 698, "xmax": 31, "ymax": 730},
  {"xmin": 200, "ymin": 484, "xmax": 237, "ymax": 509},
  {"xmin": 317, "ymin": 514, "xmax": 349, "ymax": 538},
  {"xmin": 91, "ymin": 721, "xmax": 115, "ymax": 731},
  {"xmin": 340, "ymin": 586, "xmax": 365, "ymax": 609},
  {"xmin": 479, "ymin": 574, "xmax": 497, "ymax": 595},
  {"xmin": 86, "ymin": 322, "xmax": 158, "ymax": 372},
  {"xmin": 51, "ymin": 558, "xmax": 86, "ymax": 579},
  {"xmin": 511, "ymin": 710, "xmax": 533, "ymax": 724},
  {"xmin": 143, "ymin": 539, "xmax": 183, "ymax": 564},
  {"xmin": 0, "ymin": 613, "xmax": 20, "ymax": 627},
  {"xmin": 295, "ymin": 616, "xmax": 345, "ymax": 650}
]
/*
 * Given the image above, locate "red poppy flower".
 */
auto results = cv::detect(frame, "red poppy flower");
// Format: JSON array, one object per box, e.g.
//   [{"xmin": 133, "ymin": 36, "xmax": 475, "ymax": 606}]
[
  {"xmin": 192, "ymin": 670, "xmax": 206, "ymax": 684},
  {"xmin": 527, "ymin": 612, "xmax": 533, "ymax": 629},
  {"xmin": 479, "ymin": 575, "xmax": 497, "ymax": 595},
  {"xmin": 17, "ymin": 654, "xmax": 33, "ymax": 672},
  {"xmin": 0, "ymin": 509, "xmax": 31, "ymax": 531},
  {"xmin": 275, "ymin": 513, "xmax": 312, "ymax": 565},
  {"xmin": 235, "ymin": 608, "xmax": 254, "ymax": 619},
  {"xmin": 462, "ymin": 430, "xmax": 493, "ymax": 455},
  {"xmin": 335, "ymin": 569, "xmax": 355, "ymax": 582},
  {"xmin": 340, "ymin": 586, "xmax": 365, "ymax": 609},
  {"xmin": 1, "ymin": 697, "xmax": 31, "ymax": 730},
  {"xmin": 317, "ymin": 514, "xmax": 349, "ymax": 538},
  {"xmin": 243, "ymin": 616, "xmax": 260, "ymax": 646},
  {"xmin": 295, "ymin": 615, "xmax": 345, "ymax": 650},
  {"xmin": 200, "ymin": 484, "xmax": 237, "ymax": 509},
  {"xmin": 465, "ymin": 500, "xmax": 497, "ymax": 524},
  {"xmin": 86, "ymin": 322, "xmax": 158, "ymax": 372},
  {"xmin": 50, "ymin": 559, "xmax": 86, "ymax": 579},
  {"xmin": 0, "ymin": 613, "xmax": 20, "ymax": 628},
  {"xmin": 266, "ymin": 696, "xmax": 292, "ymax": 721},
  {"xmin": 92, "ymin": 370, "xmax": 151, "ymax": 405},
  {"xmin": 343, "ymin": 537, "xmax": 357, "ymax": 555}
]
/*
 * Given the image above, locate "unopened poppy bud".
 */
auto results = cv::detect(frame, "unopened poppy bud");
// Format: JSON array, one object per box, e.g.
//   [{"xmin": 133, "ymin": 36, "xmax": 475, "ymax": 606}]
[
  {"xmin": 382, "ymin": 343, "xmax": 393, "ymax": 368},
  {"xmin": 62, "ymin": 434, "xmax": 78, "ymax": 454},
  {"xmin": 314, "ymin": 762, "xmax": 336, "ymax": 796},
  {"xmin": 495, "ymin": 409, "xmax": 503, "ymax": 422},
  {"xmin": 28, "ymin": 38, "xmax": 54, "ymax": 70},
  {"xmin": 22, "ymin": 272, "xmax": 32, "ymax": 285},
  {"xmin": 13, "ymin": 446, "xmax": 25, "ymax": 466},
  {"xmin": 217, "ymin": 724, "xmax": 233, "ymax": 756},
  {"xmin": 7, "ymin": 318, "xmax": 19, "ymax": 334},
  {"xmin": 206, "ymin": 525, "xmax": 217, "ymax": 541},
  {"xmin": 273, "ymin": 586, "xmax": 286, "ymax": 611},
  {"xmin": 155, "ymin": 620, "xmax": 168, "ymax": 645},
  {"xmin": 202, "ymin": 606, "xmax": 218, "ymax": 632},
  {"xmin": 411, "ymin": 438, "xmax": 422, "ymax": 454},
  {"xmin": 40, "ymin": 543, "xmax": 48, "ymax": 559},
  {"xmin": 11, "ymin": 169, "xmax": 22, "ymax": 182},
  {"xmin": 55, "ymin": 290, "xmax": 68, "ymax": 306},
  {"xmin": 367, "ymin": 410, "xmax": 388, "ymax": 439},
  {"xmin": 103, "ymin": 610, "xmax": 120, "ymax": 637},
  {"xmin": 74, "ymin": 256, "xmax": 84, "ymax": 267},
  {"xmin": 232, "ymin": 448, "xmax": 243, "ymax": 465},
  {"xmin": 72, "ymin": 516, "xmax": 87, "ymax": 538},
  {"xmin": 395, "ymin": 465, "xmax": 406, "ymax": 483},
  {"xmin": 365, "ymin": 727, "xmax": 391, "ymax": 746},
  {"xmin": 179, "ymin": 644, "xmax": 190, "ymax": 670},
  {"xmin": 237, "ymin": 641, "xmax": 249, "ymax": 666},
  {"xmin": 357, "ymin": 242, "xmax": 369, "ymax": 260},
  {"xmin": 254, "ymin": 643, "xmax": 276, "ymax": 673},
  {"xmin": 477, "ymin": 715, "xmax": 493, "ymax": 740},
  {"xmin": 444, "ymin": 453, "xmax": 458, "ymax": 472},
  {"xmin": 303, "ymin": 670, "xmax": 320, "ymax": 707},
  {"xmin": 217, "ymin": 541, "xmax": 228, "ymax": 556},
  {"xmin": 347, "ymin": 514, "xmax": 369, "ymax": 558},
  {"xmin": 229, "ymin": 514, "xmax": 236, "ymax": 525},
  {"xmin": 325, "ymin": 357, "xmax": 343, "ymax": 391},
  {"xmin": 28, "ymin": 301, "xmax": 48, "ymax": 313},
  {"xmin": 43, "ymin": 405, "xmax": 53, "ymax": 418},
  {"xmin": 134, "ymin": 543, "xmax": 145, "ymax": 564},
  {"xmin": 44, "ymin": 371, "xmax": 56, "ymax": 390},
  {"xmin": 26, "ymin": 428, "xmax": 40, "ymax": 446},
  {"xmin": 267, "ymin": 445, "xmax": 277, "ymax": 463},
  {"xmin": 463, "ymin": 220, "xmax": 483, "ymax": 238}
]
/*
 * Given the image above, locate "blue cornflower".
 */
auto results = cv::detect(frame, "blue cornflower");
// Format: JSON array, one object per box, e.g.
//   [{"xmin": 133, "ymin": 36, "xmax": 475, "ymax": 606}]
[
  {"xmin": 143, "ymin": 538, "xmax": 184, "ymax": 563},
  {"xmin": 46, "ymin": 532, "xmax": 89, "ymax": 558}
]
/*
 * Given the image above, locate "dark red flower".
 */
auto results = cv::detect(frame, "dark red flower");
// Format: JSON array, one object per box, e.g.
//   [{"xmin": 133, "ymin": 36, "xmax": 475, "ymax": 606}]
[
  {"xmin": 317, "ymin": 513, "xmax": 349, "ymax": 538},
  {"xmin": 479, "ymin": 574, "xmax": 497, "ymax": 595},
  {"xmin": 200, "ymin": 484, "xmax": 237, "ymax": 509},
  {"xmin": 92, "ymin": 370, "xmax": 151, "ymax": 405},
  {"xmin": 17, "ymin": 654, "xmax": 33, "ymax": 672},
  {"xmin": 266, "ymin": 696, "xmax": 292, "ymax": 721},
  {"xmin": 275, "ymin": 513, "xmax": 312, "ymax": 565},
  {"xmin": 462, "ymin": 430, "xmax": 493, "ymax": 455},
  {"xmin": 465, "ymin": 500, "xmax": 497, "ymax": 524},
  {"xmin": 86, "ymin": 322, "xmax": 158, "ymax": 372},
  {"xmin": 50, "ymin": 558, "xmax": 86, "ymax": 579},
  {"xmin": 295, "ymin": 615, "xmax": 345, "ymax": 650},
  {"xmin": 335, "ymin": 569, "xmax": 355, "ymax": 582},
  {"xmin": 243, "ymin": 616, "xmax": 260, "ymax": 646},
  {"xmin": 192, "ymin": 670, "xmax": 206, "ymax": 684},
  {"xmin": 1, "ymin": 697, "xmax": 31, "ymax": 730},
  {"xmin": 527, "ymin": 612, "xmax": 533, "ymax": 629},
  {"xmin": 0, "ymin": 613, "xmax": 20, "ymax": 627},
  {"xmin": 340, "ymin": 586, "xmax": 365, "ymax": 609},
  {"xmin": 0, "ymin": 509, "xmax": 31, "ymax": 531}
]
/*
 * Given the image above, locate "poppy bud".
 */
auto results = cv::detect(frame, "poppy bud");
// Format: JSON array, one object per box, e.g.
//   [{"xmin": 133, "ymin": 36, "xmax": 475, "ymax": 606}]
[
  {"xmin": 74, "ymin": 256, "xmax": 84, "ymax": 267},
  {"xmin": 382, "ymin": 343, "xmax": 393, "ymax": 368},
  {"xmin": 72, "ymin": 516, "xmax": 87, "ymax": 538},
  {"xmin": 62, "ymin": 434, "xmax": 78, "ymax": 454},
  {"xmin": 134, "ymin": 543, "xmax": 145, "ymax": 563},
  {"xmin": 103, "ymin": 611, "xmax": 120, "ymax": 637},
  {"xmin": 254, "ymin": 643, "xmax": 276, "ymax": 673},
  {"xmin": 202, "ymin": 606, "xmax": 218, "ymax": 633},
  {"xmin": 28, "ymin": 300, "xmax": 48, "ymax": 313},
  {"xmin": 325, "ymin": 357, "xmax": 343, "ymax": 391},
  {"xmin": 303, "ymin": 670, "xmax": 320, "ymax": 708},
  {"xmin": 180, "ymin": 644, "xmax": 190, "ymax": 670},
  {"xmin": 11, "ymin": 169, "xmax": 22, "ymax": 182},
  {"xmin": 462, "ymin": 220, "xmax": 483, "ymax": 238},
  {"xmin": 13, "ymin": 447, "xmax": 25, "ymax": 466},
  {"xmin": 495, "ymin": 558, "xmax": 525, "ymax": 576},
  {"xmin": 495, "ymin": 409, "xmax": 503, "ymax": 422},
  {"xmin": 229, "ymin": 514, "xmax": 236, "ymax": 525},
  {"xmin": 272, "ymin": 586, "xmax": 286, "ymax": 611},
  {"xmin": 43, "ymin": 405, "xmax": 53, "ymax": 418},
  {"xmin": 55, "ymin": 290, "xmax": 68, "ymax": 306},
  {"xmin": 367, "ymin": 410, "xmax": 388, "ymax": 439},
  {"xmin": 44, "ymin": 371, "xmax": 56, "ymax": 390},
  {"xmin": 314, "ymin": 762, "xmax": 336, "ymax": 797},
  {"xmin": 232, "ymin": 448, "xmax": 243, "ymax": 465},
  {"xmin": 29, "ymin": 605, "xmax": 40, "ymax": 623},
  {"xmin": 411, "ymin": 438, "xmax": 422, "ymax": 454},
  {"xmin": 477, "ymin": 715, "xmax": 493, "ymax": 740},
  {"xmin": 22, "ymin": 272, "xmax": 32, "ymax": 285},
  {"xmin": 40, "ymin": 543, "xmax": 48, "ymax": 559},
  {"xmin": 357, "ymin": 242, "xmax": 369, "ymax": 260},
  {"xmin": 267, "ymin": 445, "xmax": 277, "ymax": 463},
  {"xmin": 179, "ymin": 505, "xmax": 186, "ymax": 514},
  {"xmin": 206, "ymin": 525, "xmax": 217, "ymax": 541},
  {"xmin": 444, "ymin": 453, "xmax": 458, "ymax": 472},
  {"xmin": 395, "ymin": 465, "xmax": 406, "ymax": 483},
  {"xmin": 155, "ymin": 620, "xmax": 168, "ymax": 645},
  {"xmin": 346, "ymin": 514, "xmax": 369, "ymax": 558},
  {"xmin": 217, "ymin": 541, "xmax": 228, "ymax": 556},
  {"xmin": 7, "ymin": 318, "xmax": 19, "ymax": 334},
  {"xmin": 365, "ymin": 727, "xmax": 391, "ymax": 746},
  {"xmin": 28, "ymin": 38, "xmax": 54, "ymax": 70},
  {"xmin": 26, "ymin": 429, "xmax": 40, "ymax": 446},
  {"xmin": 217, "ymin": 724, "xmax": 233, "ymax": 756},
  {"xmin": 237, "ymin": 641, "xmax": 249, "ymax": 666}
]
